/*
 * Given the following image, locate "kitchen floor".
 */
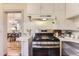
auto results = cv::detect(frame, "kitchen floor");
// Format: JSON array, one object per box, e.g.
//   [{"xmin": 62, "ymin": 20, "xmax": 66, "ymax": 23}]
[{"xmin": 7, "ymin": 41, "xmax": 21, "ymax": 56}]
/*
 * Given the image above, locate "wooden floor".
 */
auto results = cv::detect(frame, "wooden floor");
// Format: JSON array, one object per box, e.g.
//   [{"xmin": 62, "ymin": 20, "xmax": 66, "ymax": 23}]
[{"xmin": 7, "ymin": 41, "xmax": 21, "ymax": 56}]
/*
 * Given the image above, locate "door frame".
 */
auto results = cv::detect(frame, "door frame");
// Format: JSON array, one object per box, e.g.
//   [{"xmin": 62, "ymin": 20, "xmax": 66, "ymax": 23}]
[{"xmin": 3, "ymin": 9, "xmax": 24, "ymax": 55}]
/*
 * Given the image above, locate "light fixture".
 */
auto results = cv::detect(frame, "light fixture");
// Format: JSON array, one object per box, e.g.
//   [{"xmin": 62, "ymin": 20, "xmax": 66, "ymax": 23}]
[
  {"xmin": 9, "ymin": 20, "xmax": 13, "ymax": 23},
  {"xmin": 9, "ymin": 20, "xmax": 18, "ymax": 24},
  {"xmin": 11, "ymin": 27, "xmax": 16, "ymax": 30},
  {"xmin": 42, "ymin": 18, "xmax": 47, "ymax": 21}
]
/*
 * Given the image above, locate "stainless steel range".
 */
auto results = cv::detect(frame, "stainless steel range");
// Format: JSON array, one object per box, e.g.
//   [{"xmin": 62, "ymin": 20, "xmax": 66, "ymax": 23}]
[{"xmin": 32, "ymin": 33, "xmax": 60, "ymax": 56}]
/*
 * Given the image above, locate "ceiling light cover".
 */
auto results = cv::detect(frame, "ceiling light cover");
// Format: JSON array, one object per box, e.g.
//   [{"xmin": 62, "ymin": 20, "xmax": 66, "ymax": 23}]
[{"xmin": 42, "ymin": 18, "xmax": 47, "ymax": 21}]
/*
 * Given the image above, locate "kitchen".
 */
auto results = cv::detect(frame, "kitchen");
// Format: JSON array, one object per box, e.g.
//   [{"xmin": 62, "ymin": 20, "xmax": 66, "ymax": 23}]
[{"xmin": 0, "ymin": 3, "xmax": 79, "ymax": 56}]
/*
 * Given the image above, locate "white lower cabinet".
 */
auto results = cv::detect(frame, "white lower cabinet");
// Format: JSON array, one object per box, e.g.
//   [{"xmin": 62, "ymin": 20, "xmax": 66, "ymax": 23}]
[
  {"xmin": 21, "ymin": 41, "xmax": 28, "ymax": 56},
  {"xmin": 63, "ymin": 42, "xmax": 79, "ymax": 56},
  {"xmin": 19, "ymin": 36, "xmax": 29, "ymax": 56}
]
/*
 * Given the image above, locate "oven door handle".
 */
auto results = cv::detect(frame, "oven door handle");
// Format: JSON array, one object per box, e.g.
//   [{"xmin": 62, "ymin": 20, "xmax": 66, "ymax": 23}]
[{"xmin": 32, "ymin": 45, "xmax": 60, "ymax": 48}]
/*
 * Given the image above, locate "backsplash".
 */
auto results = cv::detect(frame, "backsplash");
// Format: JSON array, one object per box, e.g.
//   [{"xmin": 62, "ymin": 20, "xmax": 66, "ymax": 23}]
[{"xmin": 72, "ymin": 31, "xmax": 79, "ymax": 39}]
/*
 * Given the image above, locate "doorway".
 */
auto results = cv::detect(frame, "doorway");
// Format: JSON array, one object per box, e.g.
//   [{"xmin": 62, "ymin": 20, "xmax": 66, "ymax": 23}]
[{"xmin": 4, "ymin": 11, "xmax": 23, "ymax": 56}]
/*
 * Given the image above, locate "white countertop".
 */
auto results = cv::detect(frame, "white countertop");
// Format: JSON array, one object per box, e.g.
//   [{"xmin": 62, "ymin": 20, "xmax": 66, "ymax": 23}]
[
  {"xmin": 58, "ymin": 37, "xmax": 79, "ymax": 43},
  {"xmin": 16, "ymin": 35, "xmax": 32, "ymax": 41}
]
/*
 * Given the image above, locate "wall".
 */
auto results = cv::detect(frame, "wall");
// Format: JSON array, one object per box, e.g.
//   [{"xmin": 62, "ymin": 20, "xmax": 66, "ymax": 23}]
[
  {"xmin": 0, "ymin": 4, "xmax": 5, "ymax": 55},
  {"xmin": 32, "ymin": 19, "xmax": 56, "ymax": 29},
  {"xmin": 24, "ymin": 19, "xmax": 57, "ymax": 37}
]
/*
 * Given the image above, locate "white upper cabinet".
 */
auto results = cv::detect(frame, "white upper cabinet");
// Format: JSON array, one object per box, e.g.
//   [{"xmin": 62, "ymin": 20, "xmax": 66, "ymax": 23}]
[
  {"xmin": 27, "ymin": 3, "xmax": 54, "ymax": 15},
  {"xmin": 27, "ymin": 3, "xmax": 40, "ymax": 15},
  {"xmin": 27, "ymin": 3, "xmax": 73, "ymax": 30},
  {"xmin": 40, "ymin": 3, "xmax": 54, "ymax": 15},
  {"xmin": 66, "ymin": 3, "xmax": 79, "ymax": 18},
  {"xmin": 54, "ymin": 3, "xmax": 66, "ymax": 29},
  {"xmin": 54, "ymin": 3, "xmax": 76, "ymax": 30}
]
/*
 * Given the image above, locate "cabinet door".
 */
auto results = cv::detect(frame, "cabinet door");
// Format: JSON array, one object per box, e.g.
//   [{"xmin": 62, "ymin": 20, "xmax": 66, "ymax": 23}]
[
  {"xmin": 73, "ymin": 18, "xmax": 79, "ymax": 30},
  {"xmin": 63, "ymin": 42, "xmax": 79, "ymax": 56},
  {"xmin": 54, "ymin": 3, "xmax": 66, "ymax": 29},
  {"xmin": 54, "ymin": 3, "xmax": 74, "ymax": 30},
  {"xmin": 66, "ymin": 3, "xmax": 79, "ymax": 18},
  {"xmin": 41, "ymin": 3, "xmax": 54, "ymax": 15},
  {"xmin": 27, "ymin": 3, "xmax": 40, "ymax": 15}
]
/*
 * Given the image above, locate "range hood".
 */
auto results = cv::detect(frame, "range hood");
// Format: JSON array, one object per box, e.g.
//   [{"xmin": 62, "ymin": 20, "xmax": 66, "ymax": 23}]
[{"xmin": 28, "ymin": 14, "xmax": 55, "ymax": 21}]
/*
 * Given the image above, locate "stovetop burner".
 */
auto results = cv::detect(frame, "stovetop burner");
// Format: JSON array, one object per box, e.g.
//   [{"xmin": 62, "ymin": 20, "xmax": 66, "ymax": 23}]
[{"xmin": 33, "ymin": 33, "xmax": 59, "ymax": 42}]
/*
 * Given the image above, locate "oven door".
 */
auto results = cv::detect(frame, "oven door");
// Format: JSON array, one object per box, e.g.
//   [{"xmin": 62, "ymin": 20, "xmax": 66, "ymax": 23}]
[
  {"xmin": 33, "ymin": 48, "xmax": 60, "ymax": 56},
  {"xmin": 32, "ymin": 41, "xmax": 60, "ymax": 56}
]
